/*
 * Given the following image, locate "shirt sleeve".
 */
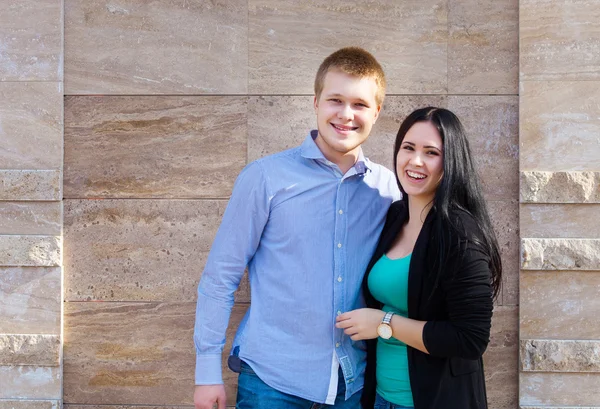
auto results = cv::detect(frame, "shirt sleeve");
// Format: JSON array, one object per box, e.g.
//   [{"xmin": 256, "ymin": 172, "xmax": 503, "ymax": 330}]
[
  {"xmin": 421, "ymin": 241, "xmax": 494, "ymax": 360},
  {"xmin": 193, "ymin": 161, "xmax": 271, "ymax": 384}
]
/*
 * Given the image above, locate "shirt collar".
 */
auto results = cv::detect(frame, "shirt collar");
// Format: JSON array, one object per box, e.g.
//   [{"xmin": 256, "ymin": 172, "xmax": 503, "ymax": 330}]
[{"xmin": 300, "ymin": 130, "xmax": 371, "ymax": 174}]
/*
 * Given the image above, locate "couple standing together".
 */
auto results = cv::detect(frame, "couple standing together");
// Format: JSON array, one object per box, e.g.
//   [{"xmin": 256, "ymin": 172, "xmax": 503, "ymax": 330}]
[{"xmin": 193, "ymin": 47, "xmax": 502, "ymax": 409}]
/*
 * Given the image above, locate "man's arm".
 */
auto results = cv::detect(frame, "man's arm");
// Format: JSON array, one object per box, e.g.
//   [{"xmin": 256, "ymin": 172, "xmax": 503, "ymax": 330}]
[{"xmin": 193, "ymin": 162, "xmax": 271, "ymax": 408}]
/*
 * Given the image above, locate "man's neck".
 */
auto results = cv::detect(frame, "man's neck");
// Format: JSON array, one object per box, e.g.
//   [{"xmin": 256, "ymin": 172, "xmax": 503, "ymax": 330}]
[{"xmin": 313, "ymin": 136, "xmax": 360, "ymax": 174}]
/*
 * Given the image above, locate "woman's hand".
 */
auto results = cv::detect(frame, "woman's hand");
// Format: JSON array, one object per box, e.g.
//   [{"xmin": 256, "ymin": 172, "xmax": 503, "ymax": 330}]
[{"xmin": 335, "ymin": 308, "xmax": 386, "ymax": 341}]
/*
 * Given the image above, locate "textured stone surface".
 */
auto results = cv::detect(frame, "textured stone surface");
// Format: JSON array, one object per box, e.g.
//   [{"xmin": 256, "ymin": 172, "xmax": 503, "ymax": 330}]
[
  {"xmin": 248, "ymin": 0, "xmax": 447, "ymax": 94},
  {"xmin": 520, "ymin": 81, "xmax": 600, "ymax": 171},
  {"xmin": 0, "ymin": 171, "xmax": 61, "ymax": 201},
  {"xmin": 0, "ymin": 335, "xmax": 59, "ymax": 366},
  {"xmin": 448, "ymin": 96, "xmax": 519, "ymax": 201},
  {"xmin": 483, "ymin": 306, "xmax": 518, "ymax": 409},
  {"xmin": 64, "ymin": 199, "xmax": 249, "ymax": 302},
  {"xmin": 64, "ymin": 0, "xmax": 247, "ymax": 94},
  {"xmin": 521, "ymin": 373, "xmax": 600, "ymax": 406},
  {"xmin": 0, "ymin": 0, "xmax": 62, "ymax": 81},
  {"xmin": 63, "ymin": 302, "xmax": 247, "ymax": 405},
  {"xmin": 0, "ymin": 202, "xmax": 62, "ymax": 235},
  {"xmin": 521, "ymin": 238, "xmax": 600, "ymax": 270},
  {"xmin": 488, "ymin": 200, "xmax": 519, "ymax": 305},
  {"xmin": 520, "ymin": 271, "xmax": 600, "ymax": 339},
  {"xmin": 448, "ymin": 0, "xmax": 518, "ymax": 94},
  {"xmin": 0, "ymin": 401, "xmax": 60, "ymax": 409},
  {"xmin": 0, "ymin": 366, "xmax": 61, "ymax": 399},
  {"xmin": 0, "ymin": 83, "xmax": 63, "ymax": 169},
  {"xmin": 520, "ymin": 0, "xmax": 600, "ymax": 80},
  {"xmin": 0, "ymin": 267, "xmax": 61, "ymax": 335},
  {"xmin": 521, "ymin": 204, "xmax": 600, "ymax": 239},
  {"xmin": 521, "ymin": 339, "xmax": 600, "ymax": 372},
  {"xmin": 0, "ymin": 236, "xmax": 61, "ymax": 267},
  {"xmin": 63, "ymin": 96, "xmax": 247, "ymax": 199},
  {"xmin": 521, "ymin": 171, "xmax": 600, "ymax": 203}
]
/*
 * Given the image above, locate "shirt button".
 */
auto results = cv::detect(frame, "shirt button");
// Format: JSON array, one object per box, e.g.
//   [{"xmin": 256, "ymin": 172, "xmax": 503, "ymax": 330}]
[
  {"xmin": 337, "ymin": 243, "xmax": 342, "ymax": 248},
  {"xmin": 336, "ymin": 342, "xmax": 341, "ymax": 348},
  {"xmin": 338, "ymin": 209, "xmax": 343, "ymax": 215},
  {"xmin": 337, "ymin": 310, "xmax": 342, "ymax": 316},
  {"xmin": 337, "ymin": 276, "xmax": 342, "ymax": 282}
]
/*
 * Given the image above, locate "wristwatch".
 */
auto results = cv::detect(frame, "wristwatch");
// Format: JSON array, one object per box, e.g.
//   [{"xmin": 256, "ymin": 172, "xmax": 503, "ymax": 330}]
[{"xmin": 377, "ymin": 311, "xmax": 395, "ymax": 339}]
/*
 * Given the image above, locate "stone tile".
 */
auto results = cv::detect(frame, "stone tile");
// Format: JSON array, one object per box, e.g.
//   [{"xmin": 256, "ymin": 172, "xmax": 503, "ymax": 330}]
[
  {"xmin": 0, "ymin": 335, "xmax": 59, "ymax": 367},
  {"xmin": 63, "ymin": 302, "xmax": 248, "ymax": 405},
  {"xmin": 0, "ymin": 202, "xmax": 62, "ymax": 235},
  {"xmin": 520, "ymin": 373, "xmax": 600, "ymax": 406},
  {"xmin": 521, "ymin": 339, "xmax": 600, "ymax": 373},
  {"xmin": 248, "ymin": 0, "xmax": 447, "ymax": 94},
  {"xmin": 521, "ymin": 204, "xmax": 600, "ymax": 239},
  {"xmin": 521, "ymin": 238, "xmax": 600, "ymax": 271},
  {"xmin": 0, "ymin": 366, "xmax": 61, "ymax": 399},
  {"xmin": 448, "ymin": 0, "xmax": 518, "ymax": 94},
  {"xmin": 248, "ymin": 95, "xmax": 447, "ymax": 168},
  {"xmin": 64, "ymin": 199, "xmax": 249, "ymax": 302},
  {"xmin": 520, "ymin": 0, "xmax": 600, "ymax": 81},
  {"xmin": 521, "ymin": 171, "xmax": 600, "ymax": 203},
  {"xmin": 0, "ymin": 171, "xmax": 61, "ymax": 201},
  {"xmin": 488, "ymin": 201, "xmax": 519, "ymax": 305},
  {"xmin": 520, "ymin": 81, "xmax": 600, "ymax": 171},
  {"xmin": 0, "ymin": 0, "xmax": 62, "ymax": 81},
  {"xmin": 0, "ymin": 400, "xmax": 60, "ymax": 409},
  {"xmin": 63, "ymin": 96, "xmax": 247, "ymax": 199},
  {"xmin": 520, "ymin": 271, "xmax": 600, "ymax": 339},
  {"xmin": 0, "ymin": 83, "xmax": 63, "ymax": 170},
  {"xmin": 64, "ymin": 0, "xmax": 247, "ymax": 94},
  {"xmin": 483, "ymin": 306, "xmax": 518, "ymax": 409},
  {"xmin": 0, "ymin": 236, "xmax": 61, "ymax": 267},
  {"xmin": 0, "ymin": 267, "xmax": 61, "ymax": 335},
  {"xmin": 448, "ymin": 96, "xmax": 519, "ymax": 201}
]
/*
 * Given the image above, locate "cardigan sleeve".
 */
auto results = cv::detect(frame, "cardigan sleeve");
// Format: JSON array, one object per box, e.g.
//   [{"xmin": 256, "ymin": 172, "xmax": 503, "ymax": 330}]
[{"xmin": 421, "ymin": 240, "xmax": 493, "ymax": 360}]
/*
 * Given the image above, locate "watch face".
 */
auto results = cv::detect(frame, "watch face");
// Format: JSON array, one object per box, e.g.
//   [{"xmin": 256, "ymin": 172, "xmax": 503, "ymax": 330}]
[{"xmin": 377, "ymin": 323, "xmax": 392, "ymax": 339}]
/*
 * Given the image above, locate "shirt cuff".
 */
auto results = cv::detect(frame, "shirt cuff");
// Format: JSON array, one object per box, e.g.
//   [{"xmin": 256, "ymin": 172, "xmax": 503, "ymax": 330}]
[{"xmin": 195, "ymin": 354, "xmax": 223, "ymax": 385}]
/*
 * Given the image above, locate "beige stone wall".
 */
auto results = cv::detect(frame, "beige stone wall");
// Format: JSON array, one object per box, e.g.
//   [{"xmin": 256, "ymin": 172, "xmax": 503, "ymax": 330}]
[
  {"xmin": 519, "ymin": 0, "xmax": 600, "ymax": 407},
  {"xmin": 1, "ymin": 1, "xmax": 524, "ymax": 408}
]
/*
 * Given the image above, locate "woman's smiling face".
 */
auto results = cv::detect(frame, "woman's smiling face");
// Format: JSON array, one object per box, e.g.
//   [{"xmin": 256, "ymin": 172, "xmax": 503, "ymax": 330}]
[{"xmin": 396, "ymin": 121, "xmax": 444, "ymax": 203}]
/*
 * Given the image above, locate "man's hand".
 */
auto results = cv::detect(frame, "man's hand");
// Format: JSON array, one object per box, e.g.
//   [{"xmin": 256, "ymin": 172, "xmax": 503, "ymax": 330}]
[
  {"xmin": 194, "ymin": 384, "xmax": 226, "ymax": 409},
  {"xmin": 335, "ymin": 308, "xmax": 386, "ymax": 340}
]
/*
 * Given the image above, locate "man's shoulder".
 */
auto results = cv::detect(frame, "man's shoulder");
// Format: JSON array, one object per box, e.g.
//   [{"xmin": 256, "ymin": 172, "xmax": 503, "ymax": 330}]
[{"xmin": 251, "ymin": 145, "xmax": 302, "ymax": 169}]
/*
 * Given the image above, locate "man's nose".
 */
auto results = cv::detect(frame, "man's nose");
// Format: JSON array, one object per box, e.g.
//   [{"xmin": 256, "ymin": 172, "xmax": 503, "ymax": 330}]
[{"xmin": 338, "ymin": 104, "xmax": 354, "ymax": 121}]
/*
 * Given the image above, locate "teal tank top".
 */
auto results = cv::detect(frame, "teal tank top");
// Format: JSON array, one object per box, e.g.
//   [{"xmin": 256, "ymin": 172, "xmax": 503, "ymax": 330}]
[{"xmin": 367, "ymin": 253, "xmax": 414, "ymax": 407}]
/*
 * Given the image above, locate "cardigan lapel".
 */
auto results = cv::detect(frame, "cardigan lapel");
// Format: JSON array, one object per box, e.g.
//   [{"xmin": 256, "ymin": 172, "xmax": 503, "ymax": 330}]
[{"xmin": 407, "ymin": 208, "xmax": 435, "ymax": 319}]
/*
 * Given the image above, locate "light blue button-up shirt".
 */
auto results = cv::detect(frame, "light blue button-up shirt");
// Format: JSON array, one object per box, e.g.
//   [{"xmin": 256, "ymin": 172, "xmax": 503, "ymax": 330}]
[{"xmin": 194, "ymin": 131, "xmax": 400, "ymax": 403}]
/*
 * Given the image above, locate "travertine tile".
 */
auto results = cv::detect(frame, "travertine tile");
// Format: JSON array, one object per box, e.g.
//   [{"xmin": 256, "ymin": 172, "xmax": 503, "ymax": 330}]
[
  {"xmin": 520, "ymin": 0, "xmax": 600, "ymax": 80},
  {"xmin": 488, "ymin": 201, "xmax": 519, "ymax": 305},
  {"xmin": 0, "ymin": 202, "xmax": 62, "ymax": 235},
  {"xmin": 521, "ymin": 339, "xmax": 600, "ymax": 372},
  {"xmin": 520, "ymin": 373, "xmax": 600, "ymax": 406},
  {"xmin": 0, "ymin": 335, "xmax": 59, "ymax": 366},
  {"xmin": 64, "ymin": 96, "xmax": 247, "ymax": 199},
  {"xmin": 483, "ymin": 306, "xmax": 518, "ymax": 409},
  {"xmin": 521, "ymin": 271, "xmax": 600, "ymax": 339},
  {"xmin": 0, "ymin": 0, "xmax": 62, "ymax": 81},
  {"xmin": 0, "ymin": 171, "xmax": 61, "ymax": 201},
  {"xmin": 63, "ymin": 302, "xmax": 248, "ymax": 405},
  {"xmin": 448, "ymin": 96, "xmax": 519, "ymax": 201},
  {"xmin": 64, "ymin": 0, "xmax": 247, "ymax": 94},
  {"xmin": 0, "ymin": 267, "xmax": 61, "ymax": 334},
  {"xmin": 0, "ymin": 366, "xmax": 61, "ymax": 399},
  {"xmin": 64, "ymin": 199, "xmax": 249, "ymax": 302},
  {"xmin": 521, "ymin": 171, "xmax": 600, "ymax": 203},
  {"xmin": 0, "ymin": 400, "xmax": 60, "ymax": 409},
  {"xmin": 520, "ymin": 81, "xmax": 600, "ymax": 171},
  {"xmin": 448, "ymin": 0, "xmax": 518, "ymax": 94},
  {"xmin": 0, "ymin": 236, "xmax": 61, "ymax": 267},
  {"xmin": 248, "ymin": 0, "xmax": 447, "ymax": 94},
  {"xmin": 521, "ymin": 204, "xmax": 600, "ymax": 239},
  {"xmin": 0, "ymin": 83, "xmax": 62, "ymax": 170},
  {"xmin": 521, "ymin": 238, "xmax": 600, "ymax": 270}
]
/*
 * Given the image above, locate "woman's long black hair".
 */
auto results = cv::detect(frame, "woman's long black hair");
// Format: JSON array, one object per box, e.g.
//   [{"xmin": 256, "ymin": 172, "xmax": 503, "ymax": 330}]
[{"xmin": 394, "ymin": 107, "xmax": 502, "ymax": 300}]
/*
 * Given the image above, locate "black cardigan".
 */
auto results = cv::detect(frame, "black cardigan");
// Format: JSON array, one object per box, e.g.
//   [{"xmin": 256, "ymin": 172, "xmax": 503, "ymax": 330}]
[{"xmin": 361, "ymin": 201, "xmax": 493, "ymax": 409}]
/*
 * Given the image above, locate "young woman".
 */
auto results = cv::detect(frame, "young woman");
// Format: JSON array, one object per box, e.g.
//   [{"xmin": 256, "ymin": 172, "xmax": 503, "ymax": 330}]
[{"xmin": 336, "ymin": 107, "xmax": 502, "ymax": 409}]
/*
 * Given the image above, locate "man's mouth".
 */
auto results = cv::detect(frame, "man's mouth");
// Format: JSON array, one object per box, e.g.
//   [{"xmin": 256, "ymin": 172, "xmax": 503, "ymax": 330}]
[
  {"xmin": 407, "ymin": 170, "xmax": 427, "ymax": 180},
  {"xmin": 331, "ymin": 123, "xmax": 359, "ymax": 132}
]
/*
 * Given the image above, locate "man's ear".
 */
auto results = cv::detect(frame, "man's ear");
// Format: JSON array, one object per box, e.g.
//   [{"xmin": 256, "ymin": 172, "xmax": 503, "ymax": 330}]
[
  {"xmin": 313, "ymin": 96, "xmax": 319, "ymax": 113},
  {"xmin": 373, "ymin": 104, "xmax": 382, "ymax": 123}
]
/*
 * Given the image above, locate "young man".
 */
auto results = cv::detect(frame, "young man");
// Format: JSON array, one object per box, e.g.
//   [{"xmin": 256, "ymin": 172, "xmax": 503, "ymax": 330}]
[{"xmin": 194, "ymin": 47, "xmax": 400, "ymax": 409}]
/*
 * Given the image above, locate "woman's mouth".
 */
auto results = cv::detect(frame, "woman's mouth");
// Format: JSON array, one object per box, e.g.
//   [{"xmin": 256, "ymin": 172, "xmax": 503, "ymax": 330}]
[{"xmin": 406, "ymin": 170, "xmax": 427, "ymax": 180}]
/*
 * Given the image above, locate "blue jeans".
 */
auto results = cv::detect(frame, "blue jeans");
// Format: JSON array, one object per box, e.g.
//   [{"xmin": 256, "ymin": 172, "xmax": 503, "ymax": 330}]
[
  {"xmin": 373, "ymin": 393, "xmax": 414, "ymax": 409},
  {"xmin": 236, "ymin": 361, "xmax": 361, "ymax": 409}
]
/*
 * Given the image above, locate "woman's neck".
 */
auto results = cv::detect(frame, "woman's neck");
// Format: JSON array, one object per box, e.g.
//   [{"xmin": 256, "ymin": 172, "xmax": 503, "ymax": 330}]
[{"xmin": 407, "ymin": 195, "xmax": 434, "ymax": 226}]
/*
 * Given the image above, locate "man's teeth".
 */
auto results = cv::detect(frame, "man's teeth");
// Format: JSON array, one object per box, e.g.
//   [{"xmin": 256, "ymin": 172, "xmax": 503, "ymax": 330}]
[
  {"xmin": 333, "ymin": 124, "xmax": 356, "ymax": 131},
  {"xmin": 407, "ymin": 171, "xmax": 426, "ymax": 179}
]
